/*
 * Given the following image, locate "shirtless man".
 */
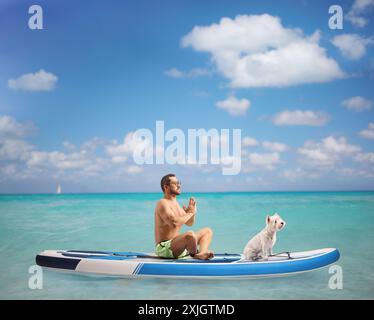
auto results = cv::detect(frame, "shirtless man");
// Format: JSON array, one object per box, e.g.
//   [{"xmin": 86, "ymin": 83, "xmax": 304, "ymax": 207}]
[{"xmin": 155, "ymin": 173, "xmax": 214, "ymax": 260}]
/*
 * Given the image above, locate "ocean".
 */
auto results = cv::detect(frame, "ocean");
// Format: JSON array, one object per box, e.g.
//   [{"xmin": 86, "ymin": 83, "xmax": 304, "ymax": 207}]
[{"xmin": 0, "ymin": 192, "xmax": 373, "ymax": 299}]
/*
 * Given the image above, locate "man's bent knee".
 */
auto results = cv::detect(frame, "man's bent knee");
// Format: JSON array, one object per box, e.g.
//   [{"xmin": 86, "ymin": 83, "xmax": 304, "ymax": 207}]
[
  {"xmin": 185, "ymin": 230, "xmax": 197, "ymax": 241},
  {"xmin": 201, "ymin": 227, "xmax": 213, "ymax": 236}
]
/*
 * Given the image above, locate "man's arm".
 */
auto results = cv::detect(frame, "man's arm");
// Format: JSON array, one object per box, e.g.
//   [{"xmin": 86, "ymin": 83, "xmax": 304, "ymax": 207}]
[
  {"xmin": 184, "ymin": 198, "xmax": 196, "ymax": 226},
  {"xmin": 158, "ymin": 201, "xmax": 195, "ymax": 228},
  {"xmin": 185, "ymin": 214, "xmax": 195, "ymax": 226}
]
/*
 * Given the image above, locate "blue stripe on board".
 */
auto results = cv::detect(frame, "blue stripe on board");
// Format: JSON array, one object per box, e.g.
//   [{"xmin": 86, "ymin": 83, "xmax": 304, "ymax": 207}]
[{"xmin": 137, "ymin": 249, "xmax": 340, "ymax": 277}]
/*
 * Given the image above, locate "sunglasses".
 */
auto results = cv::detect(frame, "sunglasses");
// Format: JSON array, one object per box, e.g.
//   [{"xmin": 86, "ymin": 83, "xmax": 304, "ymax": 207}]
[{"xmin": 169, "ymin": 180, "xmax": 181, "ymax": 186}]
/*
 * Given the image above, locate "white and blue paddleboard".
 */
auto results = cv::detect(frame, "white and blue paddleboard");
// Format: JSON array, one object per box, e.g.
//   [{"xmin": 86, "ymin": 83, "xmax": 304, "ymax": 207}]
[{"xmin": 35, "ymin": 248, "xmax": 340, "ymax": 279}]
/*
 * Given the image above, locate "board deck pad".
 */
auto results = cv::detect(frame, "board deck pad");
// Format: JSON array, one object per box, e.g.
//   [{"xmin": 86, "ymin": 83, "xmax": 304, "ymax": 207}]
[{"xmin": 62, "ymin": 250, "xmax": 243, "ymax": 263}]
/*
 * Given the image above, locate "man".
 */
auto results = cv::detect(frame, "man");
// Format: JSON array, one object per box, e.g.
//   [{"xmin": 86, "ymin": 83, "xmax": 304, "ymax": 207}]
[{"xmin": 154, "ymin": 173, "xmax": 214, "ymax": 260}]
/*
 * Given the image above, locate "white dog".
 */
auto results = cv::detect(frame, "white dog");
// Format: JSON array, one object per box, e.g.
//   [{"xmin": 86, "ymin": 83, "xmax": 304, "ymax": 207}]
[{"xmin": 243, "ymin": 213, "xmax": 286, "ymax": 260}]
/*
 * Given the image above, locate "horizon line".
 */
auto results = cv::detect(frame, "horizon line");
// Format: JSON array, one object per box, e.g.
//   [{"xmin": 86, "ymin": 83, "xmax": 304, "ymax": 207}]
[{"xmin": 1, "ymin": 189, "xmax": 374, "ymax": 196}]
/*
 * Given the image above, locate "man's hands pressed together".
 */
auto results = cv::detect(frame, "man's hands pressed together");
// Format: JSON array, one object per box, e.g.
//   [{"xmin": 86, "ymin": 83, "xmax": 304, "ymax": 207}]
[{"xmin": 183, "ymin": 197, "xmax": 197, "ymax": 215}]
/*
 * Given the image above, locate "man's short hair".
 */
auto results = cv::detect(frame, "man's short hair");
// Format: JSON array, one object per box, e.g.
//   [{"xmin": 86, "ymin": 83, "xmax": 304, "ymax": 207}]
[{"xmin": 161, "ymin": 173, "xmax": 175, "ymax": 192}]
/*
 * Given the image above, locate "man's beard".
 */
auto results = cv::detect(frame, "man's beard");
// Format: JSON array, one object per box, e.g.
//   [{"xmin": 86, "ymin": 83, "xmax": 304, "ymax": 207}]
[{"xmin": 170, "ymin": 188, "xmax": 181, "ymax": 195}]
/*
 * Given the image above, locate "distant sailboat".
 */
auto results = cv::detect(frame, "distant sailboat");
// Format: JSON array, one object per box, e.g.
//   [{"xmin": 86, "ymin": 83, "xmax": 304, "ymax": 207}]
[{"xmin": 56, "ymin": 184, "xmax": 62, "ymax": 194}]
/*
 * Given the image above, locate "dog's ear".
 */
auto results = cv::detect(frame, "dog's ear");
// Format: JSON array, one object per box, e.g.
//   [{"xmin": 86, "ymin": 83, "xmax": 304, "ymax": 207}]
[{"xmin": 266, "ymin": 215, "xmax": 270, "ymax": 225}]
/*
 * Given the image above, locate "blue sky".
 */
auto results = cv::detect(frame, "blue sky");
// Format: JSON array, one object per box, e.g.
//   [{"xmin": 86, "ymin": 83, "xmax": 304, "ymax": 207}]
[{"xmin": 0, "ymin": 0, "xmax": 374, "ymax": 193}]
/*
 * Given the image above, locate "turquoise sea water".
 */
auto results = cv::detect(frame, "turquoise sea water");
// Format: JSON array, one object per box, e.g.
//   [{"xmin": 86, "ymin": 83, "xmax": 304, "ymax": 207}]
[{"xmin": 0, "ymin": 192, "xmax": 373, "ymax": 300}]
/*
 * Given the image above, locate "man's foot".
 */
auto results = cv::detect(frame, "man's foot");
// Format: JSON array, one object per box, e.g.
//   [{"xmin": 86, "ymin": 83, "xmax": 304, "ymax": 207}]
[{"xmin": 193, "ymin": 251, "xmax": 214, "ymax": 260}]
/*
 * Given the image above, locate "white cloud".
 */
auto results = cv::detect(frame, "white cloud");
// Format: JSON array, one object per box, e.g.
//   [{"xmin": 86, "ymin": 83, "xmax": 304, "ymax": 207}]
[
  {"xmin": 106, "ymin": 132, "xmax": 152, "ymax": 163},
  {"xmin": 215, "ymin": 96, "xmax": 250, "ymax": 116},
  {"xmin": 164, "ymin": 67, "xmax": 210, "ymax": 78},
  {"xmin": 346, "ymin": 15, "xmax": 368, "ymax": 28},
  {"xmin": 337, "ymin": 167, "xmax": 360, "ymax": 176},
  {"xmin": 272, "ymin": 110, "xmax": 329, "ymax": 126},
  {"xmin": 297, "ymin": 136, "xmax": 361, "ymax": 168},
  {"xmin": 354, "ymin": 152, "xmax": 374, "ymax": 164},
  {"xmin": 62, "ymin": 141, "xmax": 76, "ymax": 151},
  {"xmin": 164, "ymin": 68, "xmax": 184, "ymax": 78},
  {"xmin": 298, "ymin": 146, "xmax": 333, "ymax": 167},
  {"xmin": 0, "ymin": 114, "xmax": 152, "ymax": 185},
  {"xmin": 242, "ymin": 136, "xmax": 259, "ymax": 147},
  {"xmin": 8, "ymin": 69, "xmax": 58, "ymax": 91},
  {"xmin": 346, "ymin": 0, "xmax": 374, "ymax": 27},
  {"xmin": 0, "ymin": 139, "xmax": 34, "ymax": 161},
  {"xmin": 280, "ymin": 168, "xmax": 320, "ymax": 181},
  {"xmin": 79, "ymin": 158, "xmax": 111, "ymax": 176},
  {"xmin": 351, "ymin": 0, "xmax": 374, "ymax": 13},
  {"xmin": 21, "ymin": 136, "xmax": 113, "ymax": 174},
  {"xmin": 26, "ymin": 150, "xmax": 91, "ymax": 170},
  {"xmin": 0, "ymin": 115, "xmax": 36, "ymax": 138},
  {"xmin": 247, "ymin": 152, "xmax": 281, "ymax": 170},
  {"xmin": 342, "ymin": 96, "xmax": 373, "ymax": 111},
  {"xmin": 125, "ymin": 165, "xmax": 144, "ymax": 174},
  {"xmin": 0, "ymin": 115, "xmax": 36, "ymax": 162},
  {"xmin": 331, "ymin": 34, "xmax": 374, "ymax": 60},
  {"xmin": 0, "ymin": 163, "xmax": 39, "ymax": 181},
  {"xmin": 25, "ymin": 151, "xmax": 47, "ymax": 168},
  {"xmin": 359, "ymin": 123, "xmax": 374, "ymax": 139},
  {"xmin": 1, "ymin": 164, "xmax": 17, "ymax": 177},
  {"xmin": 0, "ymin": 123, "xmax": 125, "ymax": 179},
  {"xmin": 336, "ymin": 167, "xmax": 374, "ymax": 179},
  {"xmin": 181, "ymin": 14, "xmax": 344, "ymax": 88},
  {"xmin": 81, "ymin": 137, "xmax": 106, "ymax": 151},
  {"xmin": 262, "ymin": 141, "xmax": 289, "ymax": 152},
  {"xmin": 280, "ymin": 168, "xmax": 301, "ymax": 181},
  {"xmin": 323, "ymin": 136, "xmax": 361, "ymax": 154},
  {"xmin": 51, "ymin": 152, "xmax": 91, "ymax": 170}
]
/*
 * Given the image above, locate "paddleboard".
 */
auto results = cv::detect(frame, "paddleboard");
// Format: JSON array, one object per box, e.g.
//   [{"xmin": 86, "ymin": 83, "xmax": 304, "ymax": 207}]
[{"xmin": 35, "ymin": 247, "xmax": 340, "ymax": 279}]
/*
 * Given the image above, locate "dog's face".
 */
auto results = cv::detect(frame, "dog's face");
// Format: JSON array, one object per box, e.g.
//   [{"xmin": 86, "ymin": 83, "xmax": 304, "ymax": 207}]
[{"xmin": 266, "ymin": 213, "xmax": 286, "ymax": 231}]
